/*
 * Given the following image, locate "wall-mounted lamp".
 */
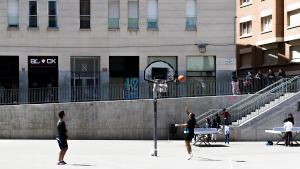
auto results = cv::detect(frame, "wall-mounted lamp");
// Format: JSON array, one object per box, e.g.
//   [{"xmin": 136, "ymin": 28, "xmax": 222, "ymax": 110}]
[{"xmin": 197, "ymin": 44, "xmax": 207, "ymax": 53}]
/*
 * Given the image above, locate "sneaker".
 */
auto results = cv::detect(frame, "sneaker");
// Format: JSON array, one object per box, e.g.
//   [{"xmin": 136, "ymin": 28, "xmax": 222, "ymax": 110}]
[
  {"xmin": 187, "ymin": 154, "xmax": 193, "ymax": 160},
  {"xmin": 57, "ymin": 161, "xmax": 66, "ymax": 165}
]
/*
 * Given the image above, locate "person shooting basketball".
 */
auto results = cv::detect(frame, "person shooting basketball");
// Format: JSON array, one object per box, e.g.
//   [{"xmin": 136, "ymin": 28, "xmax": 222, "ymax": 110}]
[{"xmin": 175, "ymin": 107, "xmax": 196, "ymax": 160}]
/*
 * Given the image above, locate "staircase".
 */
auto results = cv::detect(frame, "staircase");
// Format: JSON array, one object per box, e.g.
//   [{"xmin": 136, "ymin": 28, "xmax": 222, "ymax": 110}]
[{"xmin": 196, "ymin": 76, "xmax": 300, "ymax": 127}]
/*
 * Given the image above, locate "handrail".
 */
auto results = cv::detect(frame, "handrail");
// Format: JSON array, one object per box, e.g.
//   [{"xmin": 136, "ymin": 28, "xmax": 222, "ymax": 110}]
[
  {"xmin": 232, "ymin": 76, "xmax": 300, "ymax": 125},
  {"xmin": 196, "ymin": 76, "xmax": 299, "ymax": 126}
]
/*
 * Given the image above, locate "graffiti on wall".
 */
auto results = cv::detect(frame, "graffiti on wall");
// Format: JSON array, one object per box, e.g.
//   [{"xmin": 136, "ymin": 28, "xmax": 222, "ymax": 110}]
[{"xmin": 124, "ymin": 78, "xmax": 139, "ymax": 99}]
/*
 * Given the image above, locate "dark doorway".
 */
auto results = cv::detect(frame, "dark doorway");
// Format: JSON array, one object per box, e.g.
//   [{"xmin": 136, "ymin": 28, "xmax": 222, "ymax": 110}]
[
  {"xmin": 109, "ymin": 56, "xmax": 139, "ymax": 100},
  {"xmin": 0, "ymin": 56, "xmax": 19, "ymax": 89},
  {"xmin": 0, "ymin": 56, "xmax": 19, "ymax": 104},
  {"xmin": 28, "ymin": 56, "xmax": 58, "ymax": 103}
]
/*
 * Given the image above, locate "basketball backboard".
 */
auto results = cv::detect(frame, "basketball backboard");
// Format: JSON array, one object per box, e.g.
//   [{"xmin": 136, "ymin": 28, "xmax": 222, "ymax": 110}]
[{"xmin": 144, "ymin": 61, "xmax": 175, "ymax": 83}]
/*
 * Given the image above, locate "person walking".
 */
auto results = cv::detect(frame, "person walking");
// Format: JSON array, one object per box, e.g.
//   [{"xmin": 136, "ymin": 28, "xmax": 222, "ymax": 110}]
[
  {"xmin": 283, "ymin": 118, "xmax": 293, "ymax": 146},
  {"xmin": 56, "ymin": 111, "xmax": 68, "ymax": 165},
  {"xmin": 175, "ymin": 107, "xmax": 196, "ymax": 160}
]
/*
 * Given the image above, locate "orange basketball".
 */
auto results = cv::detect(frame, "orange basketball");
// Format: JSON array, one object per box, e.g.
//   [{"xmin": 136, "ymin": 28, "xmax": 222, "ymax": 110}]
[{"xmin": 178, "ymin": 75, "xmax": 186, "ymax": 82}]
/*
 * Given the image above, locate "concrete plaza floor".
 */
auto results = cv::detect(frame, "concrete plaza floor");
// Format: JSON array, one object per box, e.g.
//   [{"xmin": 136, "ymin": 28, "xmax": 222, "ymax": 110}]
[{"xmin": 0, "ymin": 140, "xmax": 299, "ymax": 169}]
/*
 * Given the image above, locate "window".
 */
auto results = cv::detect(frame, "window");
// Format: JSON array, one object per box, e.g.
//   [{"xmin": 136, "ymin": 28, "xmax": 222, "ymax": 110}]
[
  {"xmin": 288, "ymin": 9, "xmax": 300, "ymax": 28},
  {"xmin": 186, "ymin": 0, "xmax": 197, "ymax": 30},
  {"xmin": 240, "ymin": 21, "xmax": 252, "ymax": 37},
  {"xmin": 240, "ymin": 0, "xmax": 251, "ymax": 6},
  {"xmin": 128, "ymin": 0, "xmax": 139, "ymax": 29},
  {"xmin": 186, "ymin": 56, "xmax": 216, "ymax": 96},
  {"xmin": 186, "ymin": 56, "xmax": 215, "ymax": 77},
  {"xmin": 148, "ymin": 56, "xmax": 177, "ymax": 71},
  {"xmin": 48, "ymin": 0, "xmax": 57, "ymax": 28},
  {"xmin": 108, "ymin": 0, "xmax": 120, "ymax": 29},
  {"xmin": 147, "ymin": 0, "xmax": 158, "ymax": 29},
  {"xmin": 29, "ymin": 0, "xmax": 38, "ymax": 28},
  {"xmin": 261, "ymin": 15, "xmax": 272, "ymax": 32},
  {"xmin": 80, "ymin": 0, "xmax": 90, "ymax": 29},
  {"xmin": 291, "ymin": 46, "xmax": 300, "ymax": 63},
  {"xmin": 8, "ymin": 0, "xmax": 19, "ymax": 28}
]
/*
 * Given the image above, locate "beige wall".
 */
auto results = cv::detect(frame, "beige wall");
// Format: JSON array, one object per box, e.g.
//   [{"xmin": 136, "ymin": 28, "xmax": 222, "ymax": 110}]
[
  {"xmin": 284, "ymin": 0, "xmax": 300, "ymax": 42},
  {"xmin": 235, "ymin": 0, "xmax": 300, "ymax": 74},
  {"xmin": 236, "ymin": 0, "xmax": 283, "ymax": 46},
  {"xmin": 0, "ymin": 0, "xmax": 236, "ymax": 83}
]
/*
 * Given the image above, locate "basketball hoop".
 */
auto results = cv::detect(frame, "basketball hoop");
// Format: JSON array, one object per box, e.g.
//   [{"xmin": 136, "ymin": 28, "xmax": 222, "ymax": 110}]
[{"xmin": 144, "ymin": 61, "xmax": 175, "ymax": 157}]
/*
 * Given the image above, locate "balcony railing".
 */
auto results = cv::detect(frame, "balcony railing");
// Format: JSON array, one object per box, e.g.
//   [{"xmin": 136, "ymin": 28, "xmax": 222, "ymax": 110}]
[
  {"xmin": 128, "ymin": 18, "xmax": 139, "ymax": 29},
  {"xmin": 48, "ymin": 16, "xmax": 57, "ymax": 28},
  {"xmin": 108, "ymin": 18, "xmax": 120, "ymax": 29},
  {"xmin": 29, "ymin": 16, "xmax": 38, "ymax": 27},
  {"xmin": 186, "ymin": 17, "xmax": 197, "ymax": 30},
  {"xmin": 80, "ymin": 15, "xmax": 90, "ymax": 29},
  {"xmin": 147, "ymin": 18, "xmax": 158, "ymax": 29}
]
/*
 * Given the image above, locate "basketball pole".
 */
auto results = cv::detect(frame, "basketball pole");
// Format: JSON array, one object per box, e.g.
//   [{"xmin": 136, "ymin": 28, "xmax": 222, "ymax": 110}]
[{"xmin": 153, "ymin": 82, "xmax": 158, "ymax": 157}]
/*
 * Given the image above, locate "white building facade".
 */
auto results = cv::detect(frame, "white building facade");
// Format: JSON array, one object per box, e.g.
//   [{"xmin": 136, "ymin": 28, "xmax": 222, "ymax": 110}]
[{"xmin": 0, "ymin": 0, "xmax": 236, "ymax": 102}]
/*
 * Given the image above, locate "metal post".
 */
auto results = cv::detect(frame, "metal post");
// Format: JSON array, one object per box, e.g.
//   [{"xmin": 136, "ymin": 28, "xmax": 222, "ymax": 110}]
[{"xmin": 153, "ymin": 83, "xmax": 158, "ymax": 156}]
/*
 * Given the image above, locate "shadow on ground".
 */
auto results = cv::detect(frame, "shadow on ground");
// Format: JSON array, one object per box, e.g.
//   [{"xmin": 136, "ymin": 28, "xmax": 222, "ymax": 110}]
[
  {"xmin": 194, "ymin": 144, "xmax": 229, "ymax": 147},
  {"xmin": 68, "ymin": 164, "xmax": 96, "ymax": 167}
]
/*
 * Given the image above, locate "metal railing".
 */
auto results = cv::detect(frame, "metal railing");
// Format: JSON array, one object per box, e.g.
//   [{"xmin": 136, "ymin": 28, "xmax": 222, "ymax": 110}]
[
  {"xmin": 0, "ymin": 77, "xmax": 297, "ymax": 105},
  {"xmin": 80, "ymin": 15, "xmax": 90, "ymax": 29},
  {"xmin": 147, "ymin": 18, "xmax": 158, "ymax": 29},
  {"xmin": 186, "ymin": 17, "xmax": 196, "ymax": 30},
  {"xmin": 48, "ymin": 16, "xmax": 57, "ymax": 28},
  {"xmin": 196, "ymin": 76, "xmax": 300, "ymax": 127},
  {"xmin": 108, "ymin": 18, "xmax": 119, "ymax": 29},
  {"xmin": 128, "ymin": 18, "xmax": 139, "ymax": 29}
]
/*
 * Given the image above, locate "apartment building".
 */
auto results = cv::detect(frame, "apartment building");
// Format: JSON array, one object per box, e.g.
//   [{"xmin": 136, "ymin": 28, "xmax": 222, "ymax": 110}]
[
  {"xmin": 0, "ymin": 0, "xmax": 235, "ymax": 102},
  {"xmin": 285, "ymin": 0, "xmax": 300, "ymax": 63},
  {"xmin": 236, "ymin": 0, "xmax": 300, "ymax": 77}
]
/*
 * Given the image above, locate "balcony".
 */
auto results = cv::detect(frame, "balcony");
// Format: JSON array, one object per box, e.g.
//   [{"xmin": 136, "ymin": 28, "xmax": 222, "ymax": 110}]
[
  {"xmin": 147, "ymin": 18, "xmax": 158, "ymax": 29},
  {"xmin": 186, "ymin": 17, "xmax": 197, "ymax": 30},
  {"xmin": 128, "ymin": 18, "xmax": 139, "ymax": 30},
  {"xmin": 48, "ymin": 16, "xmax": 57, "ymax": 28},
  {"xmin": 108, "ymin": 18, "xmax": 120, "ymax": 29},
  {"xmin": 29, "ymin": 16, "xmax": 38, "ymax": 28},
  {"xmin": 80, "ymin": 15, "xmax": 90, "ymax": 29}
]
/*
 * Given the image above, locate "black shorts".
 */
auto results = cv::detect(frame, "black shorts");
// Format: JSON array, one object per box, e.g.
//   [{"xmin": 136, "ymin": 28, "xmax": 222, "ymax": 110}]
[
  {"xmin": 184, "ymin": 133, "xmax": 194, "ymax": 141},
  {"xmin": 57, "ymin": 137, "xmax": 68, "ymax": 149}
]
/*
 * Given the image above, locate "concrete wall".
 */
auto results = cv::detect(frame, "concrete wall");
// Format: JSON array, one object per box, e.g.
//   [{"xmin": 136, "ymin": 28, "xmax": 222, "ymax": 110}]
[
  {"xmin": 231, "ymin": 92, "xmax": 300, "ymax": 141},
  {"xmin": 0, "ymin": 95, "xmax": 245, "ymax": 139}
]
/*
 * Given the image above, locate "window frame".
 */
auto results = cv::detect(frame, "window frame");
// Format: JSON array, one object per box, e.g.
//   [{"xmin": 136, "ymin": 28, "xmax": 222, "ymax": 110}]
[
  {"xmin": 80, "ymin": 0, "xmax": 91, "ymax": 29},
  {"xmin": 287, "ymin": 9, "xmax": 300, "ymax": 29},
  {"xmin": 7, "ymin": 0, "xmax": 19, "ymax": 28},
  {"xmin": 240, "ymin": 0, "xmax": 252, "ymax": 7},
  {"xmin": 147, "ymin": 0, "xmax": 158, "ymax": 29},
  {"xmin": 28, "ymin": 0, "xmax": 38, "ymax": 28},
  {"xmin": 240, "ymin": 21, "xmax": 252, "ymax": 38},
  {"xmin": 261, "ymin": 15, "xmax": 272, "ymax": 33},
  {"xmin": 128, "ymin": 0, "xmax": 139, "ymax": 30},
  {"xmin": 185, "ymin": 0, "xmax": 197, "ymax": 31},
  {"xmin": 48, "ymin": 0, "xmax": 58, "ymax": 28},
  {"xmin": 108, "ymin": 0, "xmax": 120, "ymax": 29}
]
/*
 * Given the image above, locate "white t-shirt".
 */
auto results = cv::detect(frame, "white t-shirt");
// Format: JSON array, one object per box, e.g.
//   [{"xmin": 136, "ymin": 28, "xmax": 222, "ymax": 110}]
[{"xmin": 284, "ymin": 121, "xmax": 293, "ymax": 132}]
